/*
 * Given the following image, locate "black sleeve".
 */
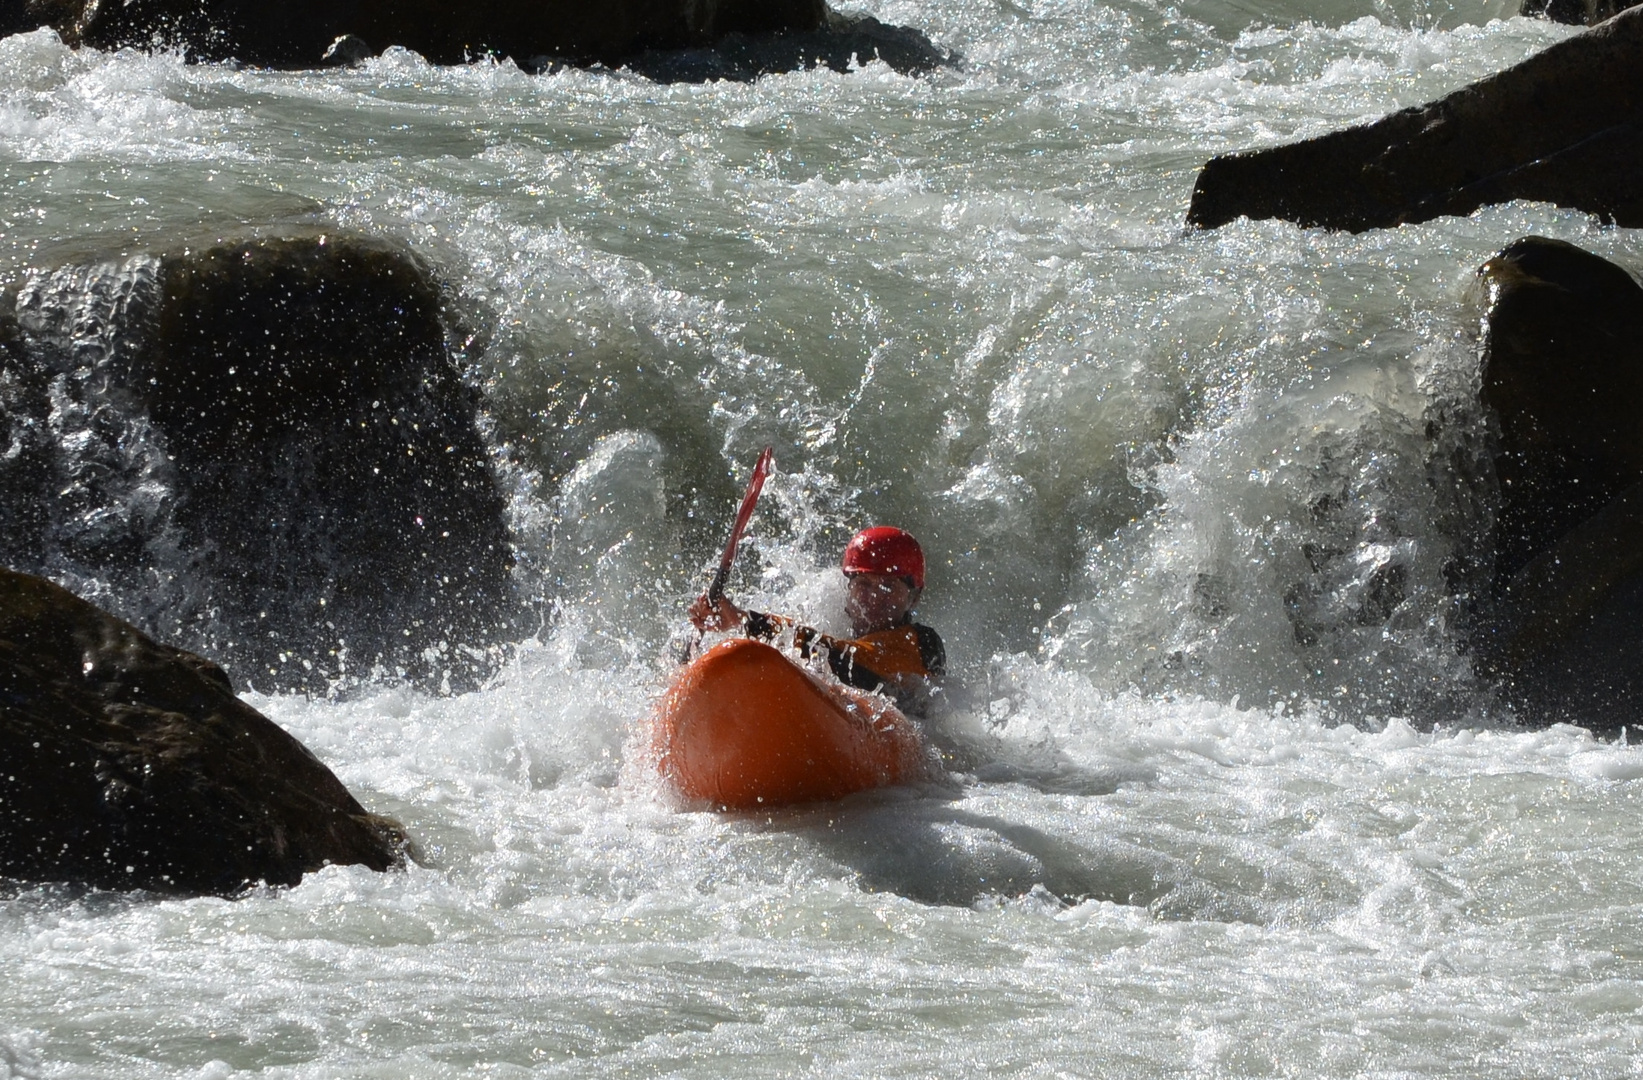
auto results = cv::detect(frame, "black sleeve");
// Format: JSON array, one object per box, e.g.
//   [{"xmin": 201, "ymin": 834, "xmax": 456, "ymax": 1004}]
[
  {"xmin": 743, "ymin": 610, "xmax": 781, "ymax": 641},
  {"xmin": 744, "ymin": 610, "xmax": 824, "ymax": 657},
  {"xmin": 915, "ymin": 624, "xmax": 945, "ymax": 677},
  {"xmin": 825, "ymin": 644, "xmax": 877, "ymax": 692}
]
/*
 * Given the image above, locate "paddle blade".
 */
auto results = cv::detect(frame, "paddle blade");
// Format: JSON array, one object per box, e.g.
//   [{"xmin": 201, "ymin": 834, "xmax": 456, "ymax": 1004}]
[{"xmin": 707, "ymin": 445, "xmax": 773, "ymax": 602}]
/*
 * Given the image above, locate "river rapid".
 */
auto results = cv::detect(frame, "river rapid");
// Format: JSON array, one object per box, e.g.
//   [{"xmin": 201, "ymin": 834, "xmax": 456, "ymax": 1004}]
[{"xmin": 5, "ymin": 0, "xmax": 1643, "ymax": 1075}]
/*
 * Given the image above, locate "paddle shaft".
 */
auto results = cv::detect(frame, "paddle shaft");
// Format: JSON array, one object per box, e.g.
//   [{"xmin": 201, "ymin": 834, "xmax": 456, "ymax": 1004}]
[{"xmin": 706, "ymin": 446, "xmax": 773, "ymax": 604}]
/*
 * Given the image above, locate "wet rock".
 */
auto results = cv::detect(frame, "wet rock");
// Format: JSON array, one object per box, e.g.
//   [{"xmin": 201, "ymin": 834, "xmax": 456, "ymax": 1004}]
[
  {"xmin": 1482, "ymin": 485, "xmax": 1643, "ymax": 726},
  {"xmin": 619, "ymin": 11, "xmax": 951, "ymax": 82},
  {"xmin": 26, "ymin": 0, "xmax": 831, "ymax": 69},
  {"xmin": 1, "ymin": 231, "xmax": 517, "ymax": 693},
  {"xmin": 1521, "ymin": 0, "xmax": 1638, "ymax": 26},
  {"xmin": 1186, "ymin": 6, "xmax": 1643, "ymax": 232},
  {"xmin": 0, "ymin": 567, "xmax": 410, "ymax": 894},
  {"xmin": 321, "ymin": 34, "xmax": 374, "ymax": 67},
  {"xmin": 0, "ymin": 2, "xmax": 39, "ymax": 38},
  {"xmin": 0, "ymin": 316, "xmax": 51, "ymax": 571},
  {"xmin": 1472, "ymin": 237, "xmax": 1643, "ymax": 728},
  {"xmin": 1479, "ymin": 237, "xmax": 1643, "ymax": 579}
]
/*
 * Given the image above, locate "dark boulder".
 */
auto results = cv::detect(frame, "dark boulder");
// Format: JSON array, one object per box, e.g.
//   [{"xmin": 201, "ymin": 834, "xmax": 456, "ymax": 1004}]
[
  {"xmin": 0, "ymin": 567, "xmax": 409, "ymax": 894},
  {"xmin": 2, "ymin": 231, "xmax": 517, "ymax": 693},
  {"xmin": 1521, "ymin": 0, "xmax": 1638, "ymax": 26},
  {"xmin": 1186, "ymin": 5, "xmax": 1643, "ymax": 233},
  {"xmin": 618, "ymin": 10, "xmax": 951, "ymax": 81},
  {"xmin": 321, "ymin": 33, "xmax": 375, "ymax": 67},
  {"xmin": 1471, "ymin": 237, "xmax": 1643, "ymax": 728},
  {"xmin": 1479, "ymin": 237, "xmax": 1643, "ymax": 579},
  {"xmin": 18, "ymin": 0, "xmax": 829, "ymax": 68},
  {"xmin": 0, "ymin": 316, "xmax": 51, "ymax": 571}
]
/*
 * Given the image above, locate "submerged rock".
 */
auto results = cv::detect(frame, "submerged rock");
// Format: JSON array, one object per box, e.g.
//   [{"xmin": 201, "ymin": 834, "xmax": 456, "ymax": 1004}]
[
  {"xmin": 1186, "ymin": 6, "xmax": 1643, "ymax": 232},
  {"xmin": 0, "ymin": 567, "xmax": 409, "ymax": 894},
  {"xmin": 20, "ymin": 0, "xmax": 830, "ymax": 68},
  {"xmin": 0, "ymin": 231, "xmax": 517, "ymax": 693},
  {"xmin": 1472, "ymin": 237, "xmax": 1643, "ymax": 728}
]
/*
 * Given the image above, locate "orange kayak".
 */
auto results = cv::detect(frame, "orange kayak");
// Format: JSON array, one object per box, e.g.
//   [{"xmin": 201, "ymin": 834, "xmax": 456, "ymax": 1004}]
[{"xmin": 650, "ymin": 638, "xmax": 929, "ymax": 809}]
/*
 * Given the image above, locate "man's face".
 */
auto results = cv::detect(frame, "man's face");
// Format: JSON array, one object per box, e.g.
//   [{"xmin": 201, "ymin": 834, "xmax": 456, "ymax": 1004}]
[{"xmin": 844, "ymin": 572, "xmax": 915, "ymax": 634}]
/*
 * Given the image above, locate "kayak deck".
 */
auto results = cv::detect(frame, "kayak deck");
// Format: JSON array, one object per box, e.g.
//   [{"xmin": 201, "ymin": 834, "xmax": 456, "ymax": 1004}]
[{"xmin": 650, "ymin": 638, "xmax": 928, "ymax": 809}]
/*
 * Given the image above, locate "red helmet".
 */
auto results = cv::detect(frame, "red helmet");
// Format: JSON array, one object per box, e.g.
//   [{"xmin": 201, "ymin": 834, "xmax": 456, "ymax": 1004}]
[{"xmin": 842, "ymin": 526, "xmax": 925, "ymax": 589}]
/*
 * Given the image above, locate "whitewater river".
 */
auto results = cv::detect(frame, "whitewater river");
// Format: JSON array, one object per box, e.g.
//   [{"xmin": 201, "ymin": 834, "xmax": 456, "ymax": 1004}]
[{"xmin": 6, "ymin": 0, "xmax": 1643, "ymax": 1075}]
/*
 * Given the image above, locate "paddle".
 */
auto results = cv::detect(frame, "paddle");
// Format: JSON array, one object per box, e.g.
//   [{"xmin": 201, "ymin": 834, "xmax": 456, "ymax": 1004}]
[{"xmin": 706, "ymin": 445, "xmax": 774, "ymax": 605}]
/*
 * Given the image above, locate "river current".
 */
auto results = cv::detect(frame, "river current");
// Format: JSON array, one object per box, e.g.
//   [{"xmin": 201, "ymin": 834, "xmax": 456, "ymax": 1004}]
[{"xmin": 5, "ymin": 0, "xmax": 1643, "ymax": 1075}]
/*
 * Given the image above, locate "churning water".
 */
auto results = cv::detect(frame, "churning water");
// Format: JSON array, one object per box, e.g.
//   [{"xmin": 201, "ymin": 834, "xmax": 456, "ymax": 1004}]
[{"xmin": 5, "ymin": 0, "xmax": 1643, "ymax": 1075}]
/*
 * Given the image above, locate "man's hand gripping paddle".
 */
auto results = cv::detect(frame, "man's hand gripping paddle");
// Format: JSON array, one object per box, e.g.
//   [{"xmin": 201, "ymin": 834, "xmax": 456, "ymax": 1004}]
[{"xmin": 707, "ymin": 446, "xmax": 773, "ymax": 605}]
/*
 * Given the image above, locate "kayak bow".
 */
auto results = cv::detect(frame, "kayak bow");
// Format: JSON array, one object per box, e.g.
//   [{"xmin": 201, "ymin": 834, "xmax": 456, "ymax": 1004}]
[{"xmin": 650, "ymin": 638, "xmax": 928, "ymax": 809}]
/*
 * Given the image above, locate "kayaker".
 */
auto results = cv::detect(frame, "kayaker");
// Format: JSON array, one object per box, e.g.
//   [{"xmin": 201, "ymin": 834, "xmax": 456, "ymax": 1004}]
[{"xmin": 688, "ymin": 526, "xmax": 946, "ymax": 716}]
